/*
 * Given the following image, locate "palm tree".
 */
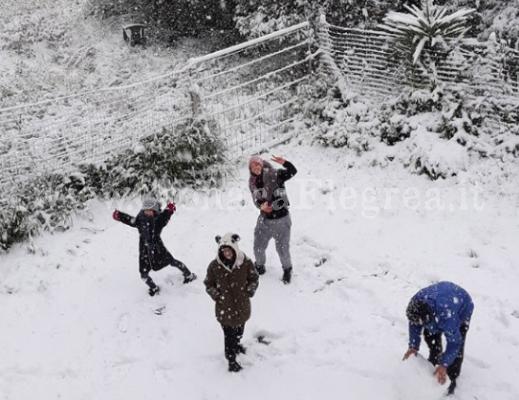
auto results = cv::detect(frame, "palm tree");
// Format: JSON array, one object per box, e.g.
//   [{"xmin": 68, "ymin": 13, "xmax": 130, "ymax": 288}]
[{"xmin": 379, "ymin": 1, "xmax": 475, "ymax": 87}]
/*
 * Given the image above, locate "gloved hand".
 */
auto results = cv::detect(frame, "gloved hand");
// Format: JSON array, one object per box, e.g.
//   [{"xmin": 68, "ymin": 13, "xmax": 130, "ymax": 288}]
[
  {"xmin": 113, "ymin": 210, "xmax": 120, "ymax": 221},
  {"xmin": 167, "ymin": 202, "xmax": 176, "ymax": 213},
  {"xmin": 246, "ymin": 283, "xmax": 257, "ymax": 298}
]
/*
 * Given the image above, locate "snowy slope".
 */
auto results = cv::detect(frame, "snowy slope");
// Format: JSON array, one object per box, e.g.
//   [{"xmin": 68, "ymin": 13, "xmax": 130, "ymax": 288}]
[{"xmin": 1, "ymin": 143, "xmax": 519, "ymax": 400}]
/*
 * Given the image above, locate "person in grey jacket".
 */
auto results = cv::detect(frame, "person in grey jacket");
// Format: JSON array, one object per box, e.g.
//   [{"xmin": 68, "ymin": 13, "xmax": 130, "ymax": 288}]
[{"xmin": 248, "ymin": 155, "xmax": 297, "ymax": 284}]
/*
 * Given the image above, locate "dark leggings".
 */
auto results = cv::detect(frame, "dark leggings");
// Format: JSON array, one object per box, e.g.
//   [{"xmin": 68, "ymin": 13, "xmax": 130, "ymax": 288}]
[
  {"xmin": 424, "ymin": 323, "xmax": 469, "ymax": 382},
  {"xmin": 221, "ymin": 325, "xmax": 245, "ymax": 363},
  {"xmin": 140, "ymin": 258, "xmax": 191, "ymax": 289}
]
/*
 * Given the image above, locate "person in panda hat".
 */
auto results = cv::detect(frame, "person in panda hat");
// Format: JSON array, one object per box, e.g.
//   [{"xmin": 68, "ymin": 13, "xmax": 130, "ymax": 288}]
[
  {"xmin": 113, "ymin": 198, "xmax": 197, "ymax": 296},
  {"xmin": 204, "ymin": 233, "xmax": 259, "ymax": 372}
]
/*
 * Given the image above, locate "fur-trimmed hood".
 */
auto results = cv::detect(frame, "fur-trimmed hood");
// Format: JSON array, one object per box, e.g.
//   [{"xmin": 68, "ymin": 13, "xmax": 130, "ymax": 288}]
[{"xmin": 215, "ymin": 232, "xmax": 245, "ymax": 272}]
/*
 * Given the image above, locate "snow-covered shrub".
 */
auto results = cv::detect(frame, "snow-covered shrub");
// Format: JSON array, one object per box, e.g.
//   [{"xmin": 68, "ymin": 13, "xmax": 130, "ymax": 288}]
[
  {"xmin": 403, "ymin": 126, "xmax": 470, "ymax": 179},
  {"xmin": 479, "ymin": 1, "xmax": 519, "ymax": 44},
  {"xmin": 379, "ymin": 2, "xmax": 475, "ymax": 87},
  {"xmin": 0, "ymin": 7, "xmax": 70, "ymax": 53},
  {"xmin": 0, "ymin": 119, "xmax": 233, "ymax": 252},
  {"xmin": 234, "ymin": 0, "xmax": 399, "ymax": 39},
  {"xmin": 312, "ymin": 75, "xmax": 489, "ymax": 179},
  {"xmin": 378, "ymin": 87, "xmax": 444, "ymax": 145},
  {"xmin": 0, "ymin": 174, "xmax": 95, "ymax": 251},
  {"xmin": 380, "ymin": 2, "xmax": 475, "ymax": 64},
  {"xmin": 437, "ymin": 89, "xmax": 483, "ymax": 137},
  {"xmin": 314, "ymin": 85, "xmax": 378, "ymax": 153},
  {"xmin": 84, "ymin": 119, "xmax": 234, "ymax": 198}
]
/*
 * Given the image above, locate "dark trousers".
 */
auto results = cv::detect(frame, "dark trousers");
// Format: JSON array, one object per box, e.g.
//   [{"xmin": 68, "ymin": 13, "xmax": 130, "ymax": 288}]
[
  {"xmin": 424, "ymin": 323, "xmax": 470, "ymax": 382},
  {"xmin": 221, "ymin": 325, "xmax": 245, "ymax": 363},
  {"xmin": 141, "ymin": 258, "xmax": 191, "ymax": 289}
]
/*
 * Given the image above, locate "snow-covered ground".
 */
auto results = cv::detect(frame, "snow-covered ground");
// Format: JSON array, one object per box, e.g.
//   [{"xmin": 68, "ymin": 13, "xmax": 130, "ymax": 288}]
[{"xmin": 1, "ymin": 143, "xmax": 519, "ymax": 400}]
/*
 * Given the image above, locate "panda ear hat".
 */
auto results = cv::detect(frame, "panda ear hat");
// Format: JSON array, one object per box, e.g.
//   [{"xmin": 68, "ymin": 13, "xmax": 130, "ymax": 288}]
[
  {"xmin": 215, "ymin": 232, "xmax": 245, "ymax": 268},
  {"xmin": 215, "ymin": 233, "xmax": 241, "ymax": 252}
]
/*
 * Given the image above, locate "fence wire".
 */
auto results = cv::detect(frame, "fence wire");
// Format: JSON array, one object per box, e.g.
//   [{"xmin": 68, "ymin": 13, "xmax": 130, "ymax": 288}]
[
  {"xmin": 318, "ymin": 17, "xmax": 519, "ymax": 140},
  {"xmin": 0, "ymin": 22, "xmax": 313, "ymax": 195}
]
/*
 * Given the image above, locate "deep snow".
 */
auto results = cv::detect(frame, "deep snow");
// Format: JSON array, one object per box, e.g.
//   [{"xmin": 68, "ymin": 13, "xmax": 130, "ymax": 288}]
[{"xmin": 1, "ymin": 143, "xmax": 519, "ymax": 400}]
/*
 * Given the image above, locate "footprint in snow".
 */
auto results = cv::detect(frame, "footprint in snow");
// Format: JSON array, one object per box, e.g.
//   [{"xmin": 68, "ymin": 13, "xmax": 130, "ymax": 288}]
[{"xmin": 118, "ymin": 313, "xmax": 129, "ymax": 333}]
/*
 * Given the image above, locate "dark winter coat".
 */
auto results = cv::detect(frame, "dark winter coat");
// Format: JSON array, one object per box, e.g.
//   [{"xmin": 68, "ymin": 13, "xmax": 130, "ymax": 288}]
[
  {"xmin": 117, "ymin": 209, "xmax": 175, "ymax": 274},
  {"xmin": 408, "ymin": 281, "xmax": 474, "ymax": 367},
  {"xmin": 249, "ymin": 160, "xmax": 297, "ymax": 220},
  {"xmin": 204, "ymin": 233, "xmax": 259, "ymax": 327}
]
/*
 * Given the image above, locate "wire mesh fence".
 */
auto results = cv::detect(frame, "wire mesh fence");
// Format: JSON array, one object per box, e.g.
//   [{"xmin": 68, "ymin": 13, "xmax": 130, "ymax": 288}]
[
  {"xmin": 317, "ymin": 15, "xmax": 519, "ymax": 134},
  {"xmin": 0, "ymin": 22, "xmax": 314, "ymax": 196}
]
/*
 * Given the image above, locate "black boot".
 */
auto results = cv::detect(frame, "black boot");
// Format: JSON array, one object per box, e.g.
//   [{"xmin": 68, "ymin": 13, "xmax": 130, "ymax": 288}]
[
  {"xmin": 228, "ymin": 360, "xmax": 243, "ymax": 373},
  {"xmin": 282, "ymin": 268, "xmax": 292, "ymax": 284},
  {"xmin": 255, "ymin": 264, "xmax": 266, "ymax": 275},
  {"xmin": 183, "ymin": 273, "xmax": 197, "ymax": 284},
  {"xmin": 148, "ymin": 286, "xmax": 161, "ymax": 297},
  {"xmin": 237, "ymin": 344, "xmax": 247, "ymax": 354},
  {"xmin": 447, "ymin": 380, "xmax": 457, "ymax": 396}
]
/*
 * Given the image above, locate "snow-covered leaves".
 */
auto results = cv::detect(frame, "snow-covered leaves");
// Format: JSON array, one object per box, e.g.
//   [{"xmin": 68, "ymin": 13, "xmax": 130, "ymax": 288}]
[
  {"xmin": 313, "ymin": 81, "xmax": 490, "ymax": 179},
  {"xmin": 379, "ymin": 2, "xmax": 475, "ymax": 65},
  {"xmin": 0, "ymin": 120, "xmax": 233, "ymax": 252},
  {"xmin": 82, "ymin": 119, "xmax": 235, "ymax": 198},
  {"xmin": 0, "ymin": 174, "xmax": 95, "ymax": 251}
]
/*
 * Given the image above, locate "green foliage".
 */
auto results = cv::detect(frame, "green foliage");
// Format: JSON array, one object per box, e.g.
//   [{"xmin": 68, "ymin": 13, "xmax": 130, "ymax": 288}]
[
  {"xmin": 0, "ymin": 120, "xmax": 233, "ymax": 252},
  {"xmin": 97, "ymin": 119, "xmax": 234, "ymax": 196},
  {"xmin": 313, "ymin": 84, "xmax": 378, "ymax": 152},
  {"xmin": 312, "ymin": 79, "xmax": 487, "ymax": 179},
  {"xmin": 0, "ymin": 174, "xmax": 95, "ymax": 251},
  {"xmin": 379, "ymin": 1, "xmax": 475, "ymax": 89},
  {"xmin": 380, "ymin": 2, "xmax": 475, "ymax": 65}
]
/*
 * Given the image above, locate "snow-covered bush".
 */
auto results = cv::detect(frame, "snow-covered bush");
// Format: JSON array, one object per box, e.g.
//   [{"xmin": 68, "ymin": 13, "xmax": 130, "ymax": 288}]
[
  {"xmin": 234, "ymin": 0, "xmax": 398, "ymax": 39},
  {"xmin": 379, "ymin": 2, "xmax": 475, "ymax": 87},
  {"xmin": 0, "ymin": 119, "xmax": 233, "ymax": 252},
  {"xmin": 82, "ymin": 119, "xmax": 234, "ymax": 198},
  {"xmin": 378, "ymin": 87, "xmax": 444, "ymax": 145},
  {"xmin": 403, "ymin": 126, "xmax": 470, "ymax": 179},
  {"xmin": 437, "ymin": 90, "xmax": 483, "ymax": 139},
  {"xmin": 0, "ymin": 174, "xmax": 95, "ymax": 251},
  {"xmin": 0, "ymin": 2, "xmax": 71, "ymax": 53},
  {"xmin": 380, "ymin": 2, "xmax": 475, "ymax": 65},
  {"xmin": 312, "ymin": 78, "xmax": 487, "ymax": 179},
  {"xmin": 314, "ymin": 85, "xmax": 378, "ymax": 153},
  {"xmin": 479, "ymin": 1, "xmax": 519, "ymax": 44}
]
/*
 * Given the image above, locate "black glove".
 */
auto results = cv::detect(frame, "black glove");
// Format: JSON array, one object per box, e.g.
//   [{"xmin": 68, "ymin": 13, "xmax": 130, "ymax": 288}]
[{"xmin": 246, "ymin": 284, "xmax": 256, "ymax": 298}]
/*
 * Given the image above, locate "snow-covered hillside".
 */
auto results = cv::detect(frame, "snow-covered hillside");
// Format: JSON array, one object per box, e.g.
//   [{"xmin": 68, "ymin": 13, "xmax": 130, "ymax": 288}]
[
  {"xmin": 0, "ymin": 0, "xmax": 216, "ymax": 109},
  {"xmin": 1, "ymin": 143, "xmax": 519, "ymax": 400}
]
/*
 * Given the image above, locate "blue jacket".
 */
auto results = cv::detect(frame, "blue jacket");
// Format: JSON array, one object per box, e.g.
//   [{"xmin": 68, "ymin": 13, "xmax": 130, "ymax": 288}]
[{"xmin": 408, "ymin": 282, "xmax": 474, "ymax": 367}]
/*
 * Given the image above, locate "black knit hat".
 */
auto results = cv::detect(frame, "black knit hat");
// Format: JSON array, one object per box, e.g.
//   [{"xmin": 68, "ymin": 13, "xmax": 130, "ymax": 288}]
[{"xmin": 406, "ymin": 300, "xmax": 433, "ymax": 325}]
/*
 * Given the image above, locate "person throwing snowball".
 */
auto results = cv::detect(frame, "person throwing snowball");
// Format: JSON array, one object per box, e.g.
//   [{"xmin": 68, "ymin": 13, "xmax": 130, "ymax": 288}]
[{"xmin": 113, "ymin": 198, "xmax": 197, "ymax": 296}]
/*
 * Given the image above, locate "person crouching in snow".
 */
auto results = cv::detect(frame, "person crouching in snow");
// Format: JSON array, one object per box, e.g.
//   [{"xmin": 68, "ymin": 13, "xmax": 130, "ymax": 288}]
[
  {"xmin": 113, "ymin": 198, "xmax": 197, "ymax": 296},
  {"xmin": 403, "ymin": 281, "xmax": 474, "ymax": 396},
  {"xmin": 204, "ymin": 233, "xmax": 259, "ymax": 372},
  {"xmin": 249, "ymin": 155, "xmax": 297, "ymax": 284}
]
